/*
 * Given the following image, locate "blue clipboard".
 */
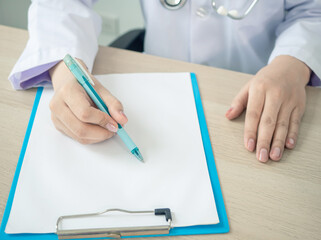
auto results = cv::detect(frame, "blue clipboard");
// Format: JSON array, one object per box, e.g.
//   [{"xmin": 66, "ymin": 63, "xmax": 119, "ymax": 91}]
[{"xmin": 0, "ymin": 73, "xmax": 229, "ymax": 239}]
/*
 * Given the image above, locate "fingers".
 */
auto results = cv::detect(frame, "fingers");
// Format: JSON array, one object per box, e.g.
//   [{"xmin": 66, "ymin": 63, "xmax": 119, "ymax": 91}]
[
  {"xmin": 97, "ymin": 85, "xmax": 128, "ymax": 125},
  {"xmin": 263, "ymin": 105, "xmax": 303, "ymax": 161},
  {"xmin": 226, "ymin": 78, "xmax": 304, "ymax": 163},
  {"xmin": 52, "ymin": 114, "xmax": 82, "ymax": 142},
  {"xmin": 243, "ymin": 84, "xmax": 265, "ymax": 152},
  {"xmin": 51, "ymin": 103, "xmax": 115, "ymax": 144},
  {"xmin": 269, "ymin": 105, "xmax": 292, "ymax": 161},
  {"xmin": 50, "ymin": 81, "xmax": 119, "ymax": 144},
  {"xmin": 226, "ymin": 82, "xmax": 249, "ymax": 120},
  {"xmin": 255, "ymin": 93, "xmax": 282, "ymax": 162},
  {"xmin": 63, "ymin": 85, "xmax": 119, "ymax": 132},
  {"xmin": 245, "ymin": 92, "xmax": 303, "ymax": 162},
  {"xmin": 286, "ymin": 107, "xmax": 302, "ymax": 149},
  {"xmin": 228, "ymin": 55, "xmax": 309, "ymax": 162},
  {"xmin": 49, "ymin": 59, "xmax": 128, "ymax": 145}
]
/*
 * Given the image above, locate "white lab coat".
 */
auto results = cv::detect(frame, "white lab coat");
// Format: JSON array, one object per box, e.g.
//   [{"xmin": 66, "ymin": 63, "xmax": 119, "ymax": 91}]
[{"xmin": 9, "ymin": 0, "xmax": 321, "ymax": 89}]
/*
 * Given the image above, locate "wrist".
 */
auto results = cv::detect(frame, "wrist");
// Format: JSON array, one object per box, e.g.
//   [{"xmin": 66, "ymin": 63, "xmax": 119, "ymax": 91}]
[{"xmin": 271, "ymin": 55, "xmax": 311, "ymax": 85}]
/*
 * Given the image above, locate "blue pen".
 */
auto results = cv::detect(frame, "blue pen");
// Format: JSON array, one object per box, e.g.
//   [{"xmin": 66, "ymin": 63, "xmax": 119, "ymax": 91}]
[{"xmin": 63, "ymin": 54, "xmax": 144, "ymax": 162}]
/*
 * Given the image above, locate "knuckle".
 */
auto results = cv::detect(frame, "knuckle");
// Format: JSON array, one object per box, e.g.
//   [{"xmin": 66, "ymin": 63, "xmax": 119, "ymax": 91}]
[
  {"xmin": 98, "ymin": 115, "xmax": 110, "ymax": 127},
  {"xmin": 276, "ymin": 120, "xmax": 288, "ymax": 129},
  {"xmin": 109, "ymin": 97, "xmax": 123, "ymax": 110},
  {"xmin": 262, "ymin": 116, "xmax": 276, "ymax": 127},
  {"xmin": 290, "ymin": 118, "xmax": 301, "ymax": 127},
  {"xmin": 78, "ymin": 108, "xmax": 92, "ymax": 122}
]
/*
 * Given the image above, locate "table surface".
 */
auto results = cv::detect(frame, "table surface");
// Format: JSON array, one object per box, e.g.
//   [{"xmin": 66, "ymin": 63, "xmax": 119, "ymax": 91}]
[{"xmin": 1, "ymin": 25, "xmax": 321, "ymax": 240}]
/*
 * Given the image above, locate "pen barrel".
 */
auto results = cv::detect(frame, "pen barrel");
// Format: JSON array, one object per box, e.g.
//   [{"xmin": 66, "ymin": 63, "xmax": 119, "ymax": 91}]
[{"xmin": 117, "ymin": 128, "xmax": 137, "ymax": 151}]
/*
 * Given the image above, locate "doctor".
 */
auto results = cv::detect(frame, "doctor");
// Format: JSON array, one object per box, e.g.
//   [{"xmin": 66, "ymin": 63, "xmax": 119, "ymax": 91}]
[{"xmin": 9, "ymin": 0, "xmax": 321, "ymax": 162}]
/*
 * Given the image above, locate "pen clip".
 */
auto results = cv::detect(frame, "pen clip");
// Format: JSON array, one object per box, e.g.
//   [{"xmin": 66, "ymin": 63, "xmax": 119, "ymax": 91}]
[{"xmin": 72, "ymin": 57, "xmax": 95, "ymax": 86}]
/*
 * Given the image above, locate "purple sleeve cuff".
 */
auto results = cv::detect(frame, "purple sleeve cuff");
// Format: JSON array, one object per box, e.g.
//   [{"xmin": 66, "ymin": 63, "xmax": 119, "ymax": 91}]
[
  {"xmin": 9, "ymin": 61, "xmax": 59, "ymax": 90},
  {"xmin": 308, "ymin": 72, "xmax": 321, "ymax": 87}
]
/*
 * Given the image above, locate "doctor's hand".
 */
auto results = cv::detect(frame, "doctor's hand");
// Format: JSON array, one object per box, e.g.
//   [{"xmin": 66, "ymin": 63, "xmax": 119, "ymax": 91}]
[
  {"xmin": 49, "ymin": 60, "xmax": 127, "ymax": 144},
  {"xmin": 225, "ymin": 55, "xmax": 311, "ymax": 162}
]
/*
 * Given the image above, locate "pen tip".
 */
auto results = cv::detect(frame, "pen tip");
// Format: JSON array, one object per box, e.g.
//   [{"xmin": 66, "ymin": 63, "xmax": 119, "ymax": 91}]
[
  {"xmin": 137, "ymin": 154, "xmax": 144, "ymax": 163},
  {"xmin": 132, "ymin": 148, "xmax": 144, "ymax": 163}
]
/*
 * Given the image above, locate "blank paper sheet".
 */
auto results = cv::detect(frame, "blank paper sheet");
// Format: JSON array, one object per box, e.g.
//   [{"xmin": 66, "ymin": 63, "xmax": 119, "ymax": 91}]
[{"xmin": 5, "ymin": 72, "xmax": 219, "ymax": 233}]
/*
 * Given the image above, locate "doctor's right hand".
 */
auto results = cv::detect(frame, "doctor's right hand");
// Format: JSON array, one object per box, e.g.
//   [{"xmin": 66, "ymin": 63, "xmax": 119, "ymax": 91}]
[{"xmin": 49, "ymin": 60, "xmax": 128, "ymax": 144}]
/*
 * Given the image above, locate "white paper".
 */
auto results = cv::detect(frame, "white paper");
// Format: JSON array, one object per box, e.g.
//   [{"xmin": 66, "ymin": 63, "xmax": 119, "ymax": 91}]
[{"xmin": 5, "ymin": 73, "xmax": 219, "ymax": 233}]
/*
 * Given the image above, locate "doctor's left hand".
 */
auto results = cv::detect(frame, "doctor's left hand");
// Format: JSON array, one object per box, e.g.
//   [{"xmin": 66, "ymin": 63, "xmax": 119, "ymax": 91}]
[
  {"xmin": 49, "ymin": 59, "xmax": 128, "ymax": 144},
  {"xmin": 225, "ymin": 55, "xmax": 311, "ymax": 162}
]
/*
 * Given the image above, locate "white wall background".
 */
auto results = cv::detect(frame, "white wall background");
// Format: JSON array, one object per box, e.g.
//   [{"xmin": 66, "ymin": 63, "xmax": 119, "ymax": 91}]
[{"xmin": 0, "ymin": 0, "xmax": 144, "ymax": 45}]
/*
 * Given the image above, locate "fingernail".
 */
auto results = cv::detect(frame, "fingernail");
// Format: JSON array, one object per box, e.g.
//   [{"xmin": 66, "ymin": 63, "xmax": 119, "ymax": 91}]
[
  {"xmin": 106, "ymin": 123, "xmax": 117, "ymax": 133},
  {"xmin": 119, "ymin": 110, "xmax": 127, "ymax": 119},
  {"xmin": 259, "ymin": 148, "xmax": 268, "ymax": 162},
  {"xmin": 247, "ymin": 138, "xmax": 255, "ymax": 152},
  {"xmin": 225, "ymin": 107, "xmax": 233, "ymax": 116},
  {"xmin": 288, "ymin": 138, "xmax": 295, "ymax": 146},
  {"xmin": 271, "ymin": 147, "xmax": 281, "ymax": 159}
]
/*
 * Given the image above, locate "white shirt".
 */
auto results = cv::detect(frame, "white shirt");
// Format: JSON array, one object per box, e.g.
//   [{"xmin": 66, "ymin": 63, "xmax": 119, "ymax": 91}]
[{"xmin": 9, "ymin": 0, "xmax": 321, "ymax": 89}]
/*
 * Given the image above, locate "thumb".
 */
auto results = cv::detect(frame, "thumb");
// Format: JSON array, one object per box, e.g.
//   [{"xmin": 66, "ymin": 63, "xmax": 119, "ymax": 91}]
[
  {"xmin": 98, "ymin": 86, "xmax": 128, "ymax": 126},
  {"xmin": 226, "ymin": 83, "xmax": 249, "ymax": 120},
  {"xmin": 89, "ymin": 75, "xmax": 128, "ymax": 126}
]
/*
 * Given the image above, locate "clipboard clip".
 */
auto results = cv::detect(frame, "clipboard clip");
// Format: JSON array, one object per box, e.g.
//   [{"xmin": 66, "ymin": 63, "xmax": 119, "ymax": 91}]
[{"xmin": 56, "ymin": 208, "xmax": 172, "ymax": 239}]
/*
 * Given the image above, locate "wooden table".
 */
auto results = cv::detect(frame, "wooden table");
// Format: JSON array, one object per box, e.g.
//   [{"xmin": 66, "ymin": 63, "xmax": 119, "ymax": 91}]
[{"xmin": 1, "ymin": 25, "xmax": 321, "ymax": 240}]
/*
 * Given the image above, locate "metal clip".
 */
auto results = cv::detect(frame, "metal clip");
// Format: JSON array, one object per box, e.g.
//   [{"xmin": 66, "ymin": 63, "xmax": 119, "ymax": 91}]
[{"xmin": 56, "ymin": 208, "xmax": 172, "ymax": 239}]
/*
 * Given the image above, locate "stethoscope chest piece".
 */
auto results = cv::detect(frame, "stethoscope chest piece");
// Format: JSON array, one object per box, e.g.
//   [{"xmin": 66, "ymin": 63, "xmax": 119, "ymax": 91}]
[{"xmin": 160, "ymin": 0, "xmax": 187, "ymax": 10}]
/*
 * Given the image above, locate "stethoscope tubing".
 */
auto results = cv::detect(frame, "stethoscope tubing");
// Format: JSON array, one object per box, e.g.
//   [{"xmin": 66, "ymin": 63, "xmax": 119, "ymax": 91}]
[{"xmin": 160, "ymin": 0, "xmax": 260, "ymax": 20}]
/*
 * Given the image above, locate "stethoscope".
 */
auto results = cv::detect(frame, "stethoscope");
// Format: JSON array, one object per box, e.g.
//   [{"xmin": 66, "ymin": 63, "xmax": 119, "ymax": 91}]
[{"xmin": 160, "ymin": 0, "xmax": 259, "ymax": 20}]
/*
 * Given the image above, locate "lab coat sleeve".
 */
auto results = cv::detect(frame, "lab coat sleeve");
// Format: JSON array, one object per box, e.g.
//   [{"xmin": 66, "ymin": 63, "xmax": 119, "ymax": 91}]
[
  {"xmin": 8, "ymin": 0, "xmax": 101, "ymax": 90},
  {"xmin": 268, "ymin": 0, "xmax": 321, "ymax": 86}
]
